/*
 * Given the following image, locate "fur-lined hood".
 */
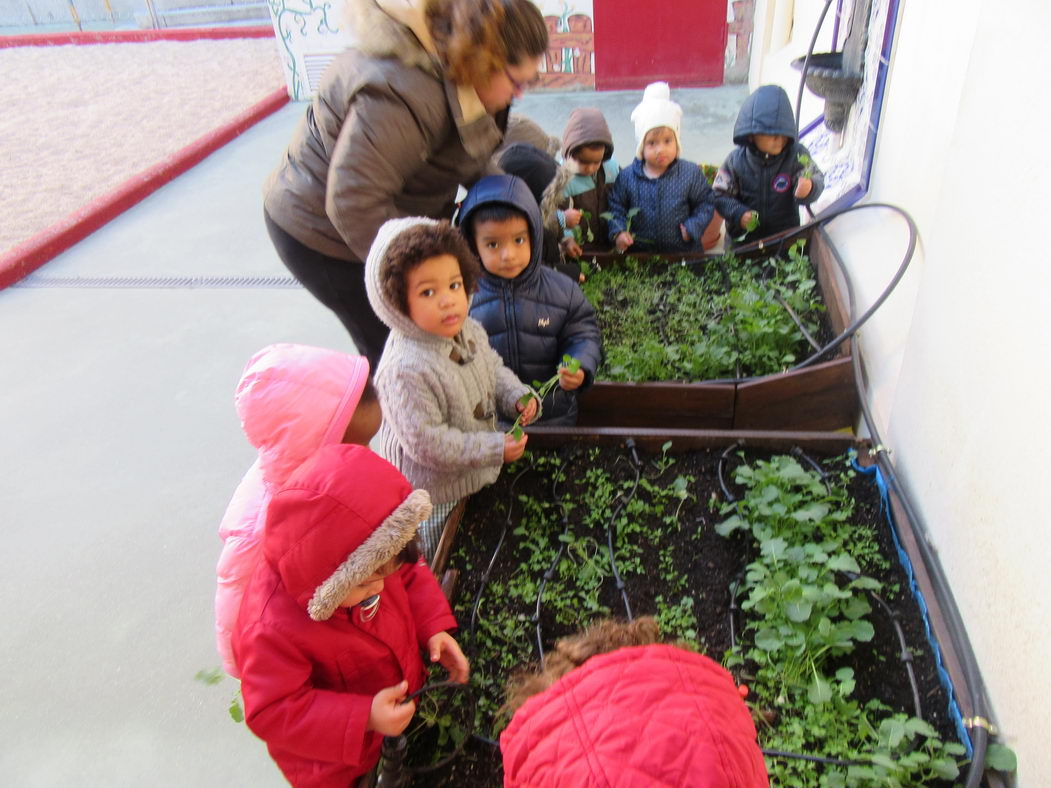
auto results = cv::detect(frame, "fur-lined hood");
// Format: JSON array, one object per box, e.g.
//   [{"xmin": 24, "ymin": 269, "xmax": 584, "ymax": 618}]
[
  {"xmin": 234, "ymin": 344, "xmax": 369, "ymax": 489},
  {"xmin": 262, "ymin": 444, "xmax": 431, "ymax": 621},
  {"xmin": 344, "ymin": 0, "xmax": 440, "ymax": 75}
]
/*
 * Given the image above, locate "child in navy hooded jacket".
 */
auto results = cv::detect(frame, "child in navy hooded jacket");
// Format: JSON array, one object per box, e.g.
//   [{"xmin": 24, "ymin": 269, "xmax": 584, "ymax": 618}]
[
  {"xmin": 607, "ymin": 82, "xmax": 715, "ymax": 254},
  {"xmin": 460, "ymin": 175, "xmax": 602, "ymax": 426},
  {"xmin": 713, "ymin": 84, "xmax": 825, "ymax": 246}
]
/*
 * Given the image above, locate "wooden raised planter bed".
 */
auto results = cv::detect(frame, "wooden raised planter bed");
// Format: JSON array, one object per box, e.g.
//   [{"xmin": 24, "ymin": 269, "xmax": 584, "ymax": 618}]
[
  {"xmin": 421, "ymin": 428, "xmax": 986, "ymax": 786},
  {"xmin": 574, "ymin": 224, "xmax": 858, "ymax": 432}
]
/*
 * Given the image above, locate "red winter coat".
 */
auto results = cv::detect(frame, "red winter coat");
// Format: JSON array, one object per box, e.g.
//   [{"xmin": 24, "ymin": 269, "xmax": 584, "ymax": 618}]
[
  {"xmin": 233, "ymin": 444, "xmax": 457, "ymax": 787},
  {"xmin": 500, "ymin": 644, "xmax": 769, "ymax": 788}
]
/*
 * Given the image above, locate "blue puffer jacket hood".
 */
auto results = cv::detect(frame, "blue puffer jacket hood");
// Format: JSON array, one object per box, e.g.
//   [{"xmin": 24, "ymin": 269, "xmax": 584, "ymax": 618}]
[
  {"xmin": 459, "ymin": 174, "xmax": 602, "ymax": 426},
  {"xmin": 458, "ymin": 174, "xmax": 545, "ymax": 286},
  {"xmin": 732, "ymin": 85, "xmax": 797, "ymax": 146}
]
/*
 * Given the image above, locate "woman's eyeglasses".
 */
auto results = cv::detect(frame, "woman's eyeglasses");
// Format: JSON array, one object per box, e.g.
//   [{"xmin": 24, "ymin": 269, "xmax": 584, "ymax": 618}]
[{"xmin": 504, "ymin": 66, "xmax": 540, "ymax": 93}]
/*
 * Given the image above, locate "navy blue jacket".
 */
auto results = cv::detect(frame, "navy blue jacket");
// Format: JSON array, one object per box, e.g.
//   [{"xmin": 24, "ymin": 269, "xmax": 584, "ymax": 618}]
[
  {"xmin": 606, "ymin": 157, "xmax": 714, "ymax": 254},
  {"xmin": 713, "ymin": 85, "xmax": 824, "ymax": 246},
  {"xmin": 460, "ymin": 175, "xmax": 602, "ymax": 425}
]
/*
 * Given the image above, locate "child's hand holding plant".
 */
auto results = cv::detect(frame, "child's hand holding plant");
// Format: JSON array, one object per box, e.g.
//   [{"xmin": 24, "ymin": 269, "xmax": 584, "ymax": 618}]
[
  {"xmin": 740, "ymin": 211, "xmax": 759, "ymax": 232},
  {"xmin": 563, "ymin": 208, "xmax": 582, "ymax": 229},
  {"xmin": 795, "ymin": 153, "xmax": 814, "ymax": 199},
  {"xmin": 368, "ymin": 680, "xmax": 416, "ymax": 736},
  {"xmin": 560, "ymin": 236, "xmax": 584, "ymax": 259},
  {"xmin": 558, "ymin": 357, "xmax": 585, "ymax": 391},
  {"xmin": 614, "ymin": 231, "xmax": 634, "ymax": 252},
  {"xmin": 506, "ymin": 356, "xmax": 581, "ymax": 440}
]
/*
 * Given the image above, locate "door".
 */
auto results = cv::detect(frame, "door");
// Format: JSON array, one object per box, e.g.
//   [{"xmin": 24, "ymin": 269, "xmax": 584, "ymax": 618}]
[{"xmin": 593, "ymin": 0, "xmax": 727, "ymax": 90}]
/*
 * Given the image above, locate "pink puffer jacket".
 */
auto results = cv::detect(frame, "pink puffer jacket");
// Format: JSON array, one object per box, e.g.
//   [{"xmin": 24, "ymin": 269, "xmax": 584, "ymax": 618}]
[
  {"xmin": 500, "ymin": 644, "xmax": 769, "ymax": 788},
  {"xmin": 214, "ymin": 344, "xmax": 369, "ymax": 677}
]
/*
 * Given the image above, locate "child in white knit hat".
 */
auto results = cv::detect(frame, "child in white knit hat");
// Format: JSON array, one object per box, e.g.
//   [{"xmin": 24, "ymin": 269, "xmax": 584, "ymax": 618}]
[
  {"xmin": 364, "ymin": 217, "xmax": 538, "ymax": 559},
  {"xmin": 607, "ymin": 81, "xmax": 715, "ymax": 254}
]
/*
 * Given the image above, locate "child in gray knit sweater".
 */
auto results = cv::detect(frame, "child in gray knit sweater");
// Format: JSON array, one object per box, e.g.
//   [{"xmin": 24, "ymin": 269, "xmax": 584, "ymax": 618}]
[{"xmin": 364, "ymin": 217, "xmax": 538, "ymax": 559}]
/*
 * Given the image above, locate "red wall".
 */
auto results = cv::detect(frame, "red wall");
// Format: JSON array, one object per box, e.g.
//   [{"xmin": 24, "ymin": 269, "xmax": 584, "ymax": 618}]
[{"xmin": 593, "ymin": 0, "xmax": 727, "ymax": 90}]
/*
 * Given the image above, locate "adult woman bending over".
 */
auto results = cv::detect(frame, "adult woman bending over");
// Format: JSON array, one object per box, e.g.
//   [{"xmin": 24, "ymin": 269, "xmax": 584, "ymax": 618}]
[{"xmin": 263, "ymin": 0, "xmax": 547, "ymax": 369}]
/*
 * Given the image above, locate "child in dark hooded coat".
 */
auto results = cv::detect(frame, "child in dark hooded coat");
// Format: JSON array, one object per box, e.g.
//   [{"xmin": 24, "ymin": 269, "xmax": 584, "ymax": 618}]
[{"xmin": 713, "ymin": 84, "xmax": 825, "ymax": 246}]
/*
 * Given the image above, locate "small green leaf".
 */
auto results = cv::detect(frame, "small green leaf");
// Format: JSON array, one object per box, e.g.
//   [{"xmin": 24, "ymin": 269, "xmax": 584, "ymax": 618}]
[
  {"xmin": 195, "ymin": 668, "xmax": 223, "ymax": 686},
  {"xmin": 985, "ymin": 743, "xmax": 1018, "ymax": 772},
  {"xmin": 228, "ymin": 697, "xmax": 244, "ymax": 723},
  {"xmin": 808, "ymin": 675, "xmax": 833, "ymax": 704},
  {"xmin": 509, "ymin": 424, "xmax": 523, "ymax": 440}
]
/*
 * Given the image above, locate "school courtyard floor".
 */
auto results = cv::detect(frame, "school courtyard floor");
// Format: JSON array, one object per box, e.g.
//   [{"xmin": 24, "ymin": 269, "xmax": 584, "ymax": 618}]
[{"xmin": 0, "ymin": 85, "xmax": 748, "ymax": 785}]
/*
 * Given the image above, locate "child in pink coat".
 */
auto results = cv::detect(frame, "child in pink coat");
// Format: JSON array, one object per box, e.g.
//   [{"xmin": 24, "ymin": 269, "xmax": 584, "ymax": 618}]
[{"xmin": 214, "ymin": 343, "xmax": 381, "ymax": 677}]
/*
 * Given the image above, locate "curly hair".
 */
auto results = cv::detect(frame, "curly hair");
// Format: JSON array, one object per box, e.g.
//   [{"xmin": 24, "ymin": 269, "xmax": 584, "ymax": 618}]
[
  {"xmin": 502, "ymin": 617, "xmax": 671, "ymax": 715},
  {"xmin": 427, "ymin": 0, "xmax": 548, "ymax": 86},
  {"xmin": 380, "ymin": 220, "xmax": 482, "ymax": 316}
]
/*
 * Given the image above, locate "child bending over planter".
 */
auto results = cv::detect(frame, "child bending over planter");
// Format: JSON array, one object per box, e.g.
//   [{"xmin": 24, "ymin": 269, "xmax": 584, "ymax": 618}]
[
  {"xmin": 214, "ymin": 343, "xmax": 381, "ymax": 679},
  {"xmin": 553, "ymin": 106, "xmax": 621, "ymax": 258},
  {"xmin": 713, "ymin": 84, "xmax": 825, "ymax": 247},
  {"xmin": 500, "ymin": 617, "xmax": 769, "ymax": 787},
  {"xmin": 458, "ymin": 174, "xmax": 603, "ymax": 427},
  {"xmin": 608, "ymin": 81, "xmax": 716, "ymax": 254},
  {"xmin": 232, "ymin": 445, "xmax": 468, "ymax": 787},
  {"xmin": 365, "ymin": 217, "xmax": 537, "ymax": 559}
]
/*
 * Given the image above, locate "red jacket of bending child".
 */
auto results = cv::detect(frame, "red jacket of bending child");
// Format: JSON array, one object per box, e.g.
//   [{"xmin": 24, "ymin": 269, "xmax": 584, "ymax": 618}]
[{"xmin": 233, "ymin": 444, "xmax": 456, "ymax": 787}]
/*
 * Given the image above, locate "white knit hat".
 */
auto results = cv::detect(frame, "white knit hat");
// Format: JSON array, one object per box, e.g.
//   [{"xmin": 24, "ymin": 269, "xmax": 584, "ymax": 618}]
[{"xmin": 630, "ymin": 81, "xmax": 683, "ymax": 159}]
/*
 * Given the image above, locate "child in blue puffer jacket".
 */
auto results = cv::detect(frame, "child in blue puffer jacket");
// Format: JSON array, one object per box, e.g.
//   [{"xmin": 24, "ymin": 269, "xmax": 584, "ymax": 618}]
[
  {"xmin": 607, "ymin": 82, "xmax": 715, "ymax": 254},
  {"xmin": 459, "ymin": 174, "xmax": 603, "ymax": 426}
]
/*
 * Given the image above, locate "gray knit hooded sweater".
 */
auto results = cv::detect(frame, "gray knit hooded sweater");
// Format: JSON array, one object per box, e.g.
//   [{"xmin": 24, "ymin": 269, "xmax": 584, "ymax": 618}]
[{"xmin": 365, "ymin": 217, "xmax": 530, "ymax": 505}]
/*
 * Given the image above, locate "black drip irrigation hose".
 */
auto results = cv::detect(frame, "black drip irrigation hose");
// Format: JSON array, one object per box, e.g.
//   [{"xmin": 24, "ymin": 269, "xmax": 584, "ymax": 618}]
[
  {"xmin": 605, "ymin": 438, "xmax": 642, "ymax": 621},
  {"xmin": 815, "ymin": 204, "xmax": 997, "ymax": 785},
  {"xmin": 378, "ymin": 680, "xmax": 477, "ymax": 781},
  {"xmin": 682, "ymin": 202, "xmax": 920, "ymax": 386},
  {"xmin": 468, "ymin": 464, "xmax": 533, "ymax": 639},
  {"xmin": 790, "ymin": 446, "xmax": 833, "ymax": 495},
  {"xmin": 718, "ymin": 441, "xmax": 743, "ymax": 503},
  {"xmin": 532, "ymin": 451, "xmax": 580, "ymax": 665}
]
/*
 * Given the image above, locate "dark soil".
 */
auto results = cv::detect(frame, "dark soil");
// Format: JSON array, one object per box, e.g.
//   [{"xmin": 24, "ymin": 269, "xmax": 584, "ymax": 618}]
[{"xmin": 405, "ymin": 442, "xmax": 957, "ymax": 786}]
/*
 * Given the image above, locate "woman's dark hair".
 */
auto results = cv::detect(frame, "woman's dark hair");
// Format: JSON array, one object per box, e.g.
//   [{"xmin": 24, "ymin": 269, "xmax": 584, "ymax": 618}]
[
  {"xmin": 427, "ymin": 0, "xmax": 548, "ymax": 85},
  {"xmin": 380, "ymin": 220, "xmax": 482, "ymax": 316}
]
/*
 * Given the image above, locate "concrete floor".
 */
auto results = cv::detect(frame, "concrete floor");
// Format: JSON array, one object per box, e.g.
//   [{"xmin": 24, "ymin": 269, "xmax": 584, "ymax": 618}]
[{"xmin": 0, "ymin": 84, "xmax": 746, "ymax": 786}]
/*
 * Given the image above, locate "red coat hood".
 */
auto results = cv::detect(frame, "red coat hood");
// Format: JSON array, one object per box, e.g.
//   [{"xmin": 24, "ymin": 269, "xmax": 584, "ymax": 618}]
[
  {"xmin": 500, "ymin": 644, "xmax": 769, "ymax": 787},
  {"xmin": 263, "ymin": 444, "xmax": 432, "ymax": 621}
]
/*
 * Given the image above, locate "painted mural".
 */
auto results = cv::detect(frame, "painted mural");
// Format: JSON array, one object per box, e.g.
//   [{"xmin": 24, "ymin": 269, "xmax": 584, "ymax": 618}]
[{"xmin": 533, "ymin": 0, "xmax": 596, "ymax": 89}]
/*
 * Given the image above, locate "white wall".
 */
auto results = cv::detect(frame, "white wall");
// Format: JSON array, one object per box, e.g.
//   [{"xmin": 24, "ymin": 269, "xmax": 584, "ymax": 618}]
[{"xmin": 753, "ymin": 0, "xmax": 1051, "ymax": 782}]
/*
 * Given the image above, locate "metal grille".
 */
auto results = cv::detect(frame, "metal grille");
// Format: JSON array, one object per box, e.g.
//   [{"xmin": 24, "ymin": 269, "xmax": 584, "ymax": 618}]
[
  {"xmin": 12, "ymin": 274, "xmax": 302, "ymax": 289},
  {"xmin": 303, "ymin": 51, "xmax": 340, "ymax": 94}
]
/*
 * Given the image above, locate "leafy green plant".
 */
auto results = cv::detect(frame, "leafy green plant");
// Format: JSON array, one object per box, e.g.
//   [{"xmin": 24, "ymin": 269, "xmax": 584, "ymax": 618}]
[
  {"xmin": 571, "ymin": 209, "xmax": 595, "ymax": 245},
  {"xmin": 798, "ymin": 152, "xmax": 815, "ymax": 179},
  {"xmin": 582, "ymin": 242, "xmax": 824, "ymax": 382},
  {"xmin": 600, "ymin": 207, "xmax": 649, "ymax": 248},
  {"xmin": 700, "ymin": 163, "xmax": 719, "ymax": 185},
  {"xmin": 507, "ymin": 355, "xmax": 581, "ymax": 439},
  {"xmin": 195, "ymin": 668, "xmax": 244, "ymax": 723}
]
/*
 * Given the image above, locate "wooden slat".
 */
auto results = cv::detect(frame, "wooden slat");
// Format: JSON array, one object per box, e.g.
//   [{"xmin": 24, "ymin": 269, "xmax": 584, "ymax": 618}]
[
  {"xmin": 429, "ymin": 498, "xmax": 467, "ymax": 578},
  {"xmin": 733, "ymin": 356, "xmax": 857, "ymax": 431},
  {"xmin": 577, "ymin": 380, "xmax": 735, "ymax": 429},
  {"xmin": 526, "ymin": 426, "xmax": 866, "ymax": 455}
]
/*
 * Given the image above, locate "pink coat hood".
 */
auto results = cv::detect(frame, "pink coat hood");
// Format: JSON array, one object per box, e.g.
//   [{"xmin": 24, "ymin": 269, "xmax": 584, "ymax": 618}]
[{"xmin": 215, "ymin": 344, "xmax": 369, "ymax": 676}]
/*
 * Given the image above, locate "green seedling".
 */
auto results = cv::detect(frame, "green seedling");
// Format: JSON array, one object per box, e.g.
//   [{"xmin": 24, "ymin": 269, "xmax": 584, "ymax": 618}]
[
  {"xmin": 571, "ymin": 210, "xmax": 595, "ymax": 245},
  {"xmin": 195, "ymin": 668, "xmax": 244, "ymax": 723},
  {"xmin": 734, "ymin": 211, "xmax": 760, "ymax": 242},
  {"xmin": 600, "ymin": 207, "xmax": 650, "ymax": 249},
  {"xmin": 797, "ymin": 153, "xmax": 814, "ymax": 179},
  {"xmin": 506, "ymin": 355, "xmax": 581, "ymax": 439}
]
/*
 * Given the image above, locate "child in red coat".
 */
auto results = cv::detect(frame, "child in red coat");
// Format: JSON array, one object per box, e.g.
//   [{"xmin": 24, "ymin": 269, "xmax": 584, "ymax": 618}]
[{"xmin": 233, "ymin": 444, "xmax": 468, "ymax": 787}]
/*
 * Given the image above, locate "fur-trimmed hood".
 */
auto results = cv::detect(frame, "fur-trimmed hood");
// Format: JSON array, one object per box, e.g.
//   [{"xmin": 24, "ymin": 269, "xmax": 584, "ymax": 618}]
[
  {"xmin": 344, "ymin": 0, "xmax": 440, "ymax": 75},
  {"xmin": 262, "ymin": 444, "xmax": 432, "ymax": 622},
  {"xmin": 234, "ymin": 344, "xmax": 370, "ymax": 489}
]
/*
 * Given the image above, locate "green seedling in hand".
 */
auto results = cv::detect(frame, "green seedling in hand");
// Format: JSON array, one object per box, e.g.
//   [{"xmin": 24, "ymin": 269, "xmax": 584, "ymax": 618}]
[
  {"xmin": 575, "ymin": 210, "xmax": 595, "ymax": 244},
  {"xmin": 602, "ymin": 207, "xmax": 651, "ymax": 249},
  {"xmin": 506, "ymin": 355, "xmax": 581, "ymax": 438},
  {"xmin": 735, "ymin": 211, "xmax": 760, "ymax": 242},
  {"xmin": 797, "ymin": 153, "xmax": 814, "ymax": 179}
]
